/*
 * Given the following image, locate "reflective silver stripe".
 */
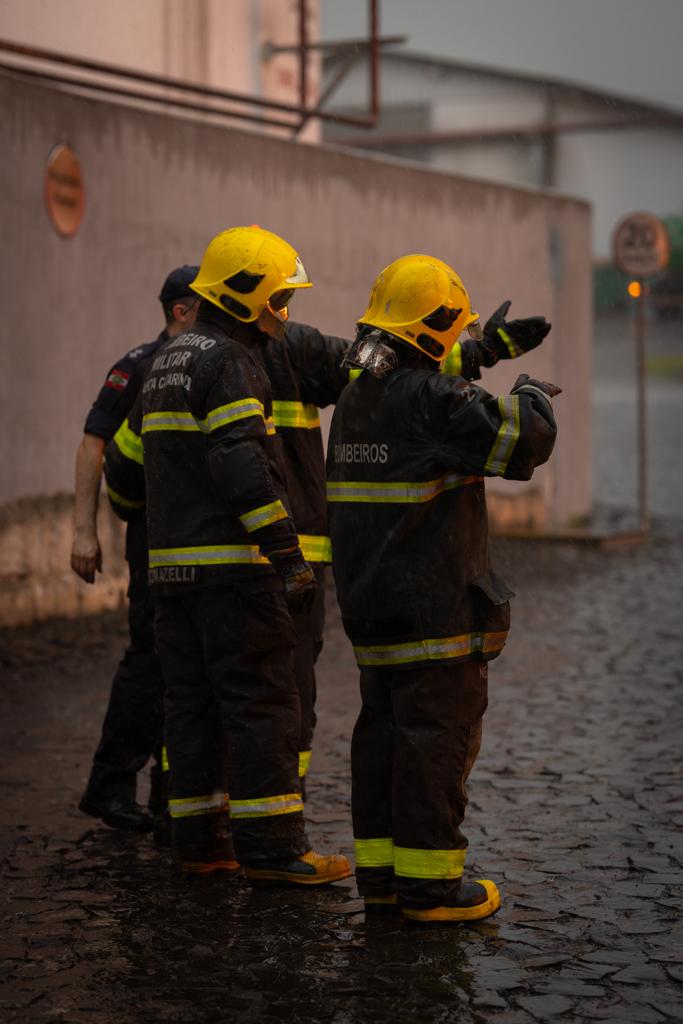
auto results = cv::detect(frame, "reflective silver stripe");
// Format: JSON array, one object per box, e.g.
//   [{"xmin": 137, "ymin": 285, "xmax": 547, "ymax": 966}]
[
  {"xmin": 354, "ymin": 630, "xmax": 508, "ymax": 667},
  {"xmin": 326, "ymin": 473, "xmax": 478, "ymax": 504},
  {"xmin": 485, "ymin": 396, "xmax": 520, "ymax": 475},
  {"xmin": 239, "ymin": 500, "xmax": 288, "ymax": 533},
  {"xmin": 168, "ymin": 792, "xmax": 227, "ymax": 819},
  {"xmin": 205, "ymin": 399, "xmax": 265, "ymax": 432},
  {"xmin": 149, "ymin": 545, "xmax": 268, "ymax": 567},
  {"xmin": 142, "ymin": 411, "xmax": 201, "ymax": 433},
  {"xmin": 230, "ymin": 793, "xmax": 304, "ymax": 819}
]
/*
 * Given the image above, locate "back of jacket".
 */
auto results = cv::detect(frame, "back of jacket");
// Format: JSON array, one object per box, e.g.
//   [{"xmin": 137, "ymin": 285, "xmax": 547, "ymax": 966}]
[
  {"xmin": 106, "ymin": 309, "xmax": 300, "ymax": 594},
  {"xmin": 327, "ymin": 367, "xmax": 557, "ymax": 669}
]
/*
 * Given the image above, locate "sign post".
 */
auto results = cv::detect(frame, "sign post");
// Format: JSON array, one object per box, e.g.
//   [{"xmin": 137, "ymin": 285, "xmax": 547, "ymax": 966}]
[{"xmin": 612, "ymin": 213, "xmax": 670, "ymax": 534}]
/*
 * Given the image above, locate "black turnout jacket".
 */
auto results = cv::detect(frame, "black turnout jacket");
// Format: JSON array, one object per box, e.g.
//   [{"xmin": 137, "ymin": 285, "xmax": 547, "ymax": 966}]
[
  {"xmin": 104, "ymin": 308, "xmax": 303, "ymax": 594},
  {"xmin": 327, "ymin": 363, "xmax": 557, "ymax": 669}
]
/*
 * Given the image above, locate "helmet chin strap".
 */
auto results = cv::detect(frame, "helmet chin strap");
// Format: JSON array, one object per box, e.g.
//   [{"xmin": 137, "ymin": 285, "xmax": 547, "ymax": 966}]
[{"xmin": 256, "ymin": 306, "xmax": 287, "ymax": 341}]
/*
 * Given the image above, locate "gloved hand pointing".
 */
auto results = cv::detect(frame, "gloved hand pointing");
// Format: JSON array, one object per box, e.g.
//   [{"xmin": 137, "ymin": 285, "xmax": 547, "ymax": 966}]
[{"xmin": 479, "ymin": 301, "xmax": 551, "ymax": 367}]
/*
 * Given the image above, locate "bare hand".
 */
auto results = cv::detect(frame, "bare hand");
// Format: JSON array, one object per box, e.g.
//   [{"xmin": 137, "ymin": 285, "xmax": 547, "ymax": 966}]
[{"xmin": 70, "ymin": 532, "xmax": 102, "ymax": 583}]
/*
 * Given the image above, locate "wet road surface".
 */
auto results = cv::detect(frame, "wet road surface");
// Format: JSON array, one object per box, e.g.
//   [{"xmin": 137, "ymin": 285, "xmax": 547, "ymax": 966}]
[
  {"xmin": 1, "ymin": 314, "xmax": 682, "ymax": 1022},
  {"xmin": 2, "ymin": 523, "xmax": 682, "ymax": 1024}
]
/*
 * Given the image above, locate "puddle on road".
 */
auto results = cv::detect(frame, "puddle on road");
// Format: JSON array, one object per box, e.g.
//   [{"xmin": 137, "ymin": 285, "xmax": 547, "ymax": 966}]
[{"xmin": 9, "ymin": 829, "xmax": 486, "ymax": 1024}]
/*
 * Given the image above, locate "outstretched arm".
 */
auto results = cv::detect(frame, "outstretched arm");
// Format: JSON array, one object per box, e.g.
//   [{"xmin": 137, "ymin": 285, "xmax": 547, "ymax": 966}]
[{"xmin": 442, "ymin": 301, "xmax": 551, "ymax": 381}]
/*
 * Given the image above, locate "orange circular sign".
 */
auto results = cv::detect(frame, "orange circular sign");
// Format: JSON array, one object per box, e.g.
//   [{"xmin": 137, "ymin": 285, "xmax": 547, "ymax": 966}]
[{"xmin": 45, "ymin": 144, "xmax": 85, "ymax": 237}]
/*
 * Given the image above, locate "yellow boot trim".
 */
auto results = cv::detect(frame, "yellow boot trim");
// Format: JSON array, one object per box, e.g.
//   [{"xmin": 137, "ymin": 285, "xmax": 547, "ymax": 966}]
[
  {"xmin": 244, "ymin": 850, "xmax": 352, "ymax": 886},
  {"xmin": 402, "ymin": 880, "xmax": 501, "ymax": 922}
]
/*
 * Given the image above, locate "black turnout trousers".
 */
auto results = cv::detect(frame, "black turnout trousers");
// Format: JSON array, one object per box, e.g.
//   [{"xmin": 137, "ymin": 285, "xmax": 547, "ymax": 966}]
[
  {"xmin": 289, "ymin": 566, "xmax": 326, "ymax": 781},
  {"xmin": 82, "ymin": 558, "xmax": 164, "ymax": 804},
  {"xmin": 352, "ymin": 660, "xmax": 488, "ymax": 909},
  {"xmin": 154, "ymin": 582, "xmax": 309, "ymax": 864}
]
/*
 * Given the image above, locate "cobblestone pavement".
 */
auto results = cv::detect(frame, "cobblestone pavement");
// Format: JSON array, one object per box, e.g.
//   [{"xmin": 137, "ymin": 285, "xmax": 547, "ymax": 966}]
[{"xmin": 1, "ymin": 315, "xmax": 682, "ymax": 1023}]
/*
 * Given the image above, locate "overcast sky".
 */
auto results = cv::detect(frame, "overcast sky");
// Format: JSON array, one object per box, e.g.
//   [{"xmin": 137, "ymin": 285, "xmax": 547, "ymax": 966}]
[{"xmin": 322, "ymin": 0, "xmax": 683, "ymax": 113}]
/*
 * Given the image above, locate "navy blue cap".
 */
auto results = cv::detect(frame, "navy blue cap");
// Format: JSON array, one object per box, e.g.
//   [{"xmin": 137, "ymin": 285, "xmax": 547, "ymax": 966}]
[{"xmin": 159, "ymin": 265, "xmax": 200, "ymax": 305}]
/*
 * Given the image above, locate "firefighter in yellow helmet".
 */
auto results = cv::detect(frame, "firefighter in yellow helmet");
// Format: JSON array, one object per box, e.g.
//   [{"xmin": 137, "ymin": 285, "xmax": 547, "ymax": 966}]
[
  {"xmin": 104, "ymin": 226, "xmax": 350, "ymax": 883},
  {"xmin": 327, "ymin": 253, "xmax": 559, "ymax": 921}
]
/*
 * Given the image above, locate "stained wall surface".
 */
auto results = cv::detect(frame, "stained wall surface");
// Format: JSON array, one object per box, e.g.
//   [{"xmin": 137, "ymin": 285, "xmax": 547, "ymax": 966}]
[{"xmin": 0, "ymin": 73, "xmax": 592, "ymax": 620}]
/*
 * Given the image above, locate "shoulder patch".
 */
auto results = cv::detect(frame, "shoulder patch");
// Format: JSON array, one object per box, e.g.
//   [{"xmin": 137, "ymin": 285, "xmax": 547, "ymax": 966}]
[{"xmin": 105, "ymin": 367, "xmax": 131, "ymax": 391}]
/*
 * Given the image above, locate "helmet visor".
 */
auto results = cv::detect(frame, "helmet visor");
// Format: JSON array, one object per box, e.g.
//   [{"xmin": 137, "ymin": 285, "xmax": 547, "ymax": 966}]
[{"xmin": 268, "ymin": 288, "xmax": 295, "ymax": 311}]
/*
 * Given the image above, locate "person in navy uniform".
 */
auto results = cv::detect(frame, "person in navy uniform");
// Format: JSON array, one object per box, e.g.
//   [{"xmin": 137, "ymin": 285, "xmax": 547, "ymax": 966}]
[{"xmin": 73, "ymin": 266, "xmax": 199, "ymax": 831}]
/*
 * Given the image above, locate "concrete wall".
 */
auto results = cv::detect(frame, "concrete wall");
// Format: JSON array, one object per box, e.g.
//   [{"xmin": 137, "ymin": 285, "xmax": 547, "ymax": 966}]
[{"xmin": 0, "ymin": 72, "xmax": 592, "ymax": 624}]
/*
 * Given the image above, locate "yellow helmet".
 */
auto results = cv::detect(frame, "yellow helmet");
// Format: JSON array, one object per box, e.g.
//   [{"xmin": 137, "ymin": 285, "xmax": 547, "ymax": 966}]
[
  {"xmin": 357, "ymin": 254, "xmax": 479, "ymax": 362},
  {"xmin": 190, "ymin": 225, "xmax": 312, "ymax": 322}
]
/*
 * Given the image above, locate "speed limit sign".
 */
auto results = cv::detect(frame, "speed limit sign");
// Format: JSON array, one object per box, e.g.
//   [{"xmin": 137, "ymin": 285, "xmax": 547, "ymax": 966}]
[{"xmin": 612, "ymin": 212, "xmax": 670, "ymax": 277}]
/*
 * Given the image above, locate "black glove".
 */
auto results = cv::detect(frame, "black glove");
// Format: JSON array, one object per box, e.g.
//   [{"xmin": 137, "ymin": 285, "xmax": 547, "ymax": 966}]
[
  {"xmin": 269, "ymin": 547, "xmax": 317, "ymax": 614},
  {"xmin": 478, "ymin": 301, "xmax": 551, "ymax": 367},
  {"xmin": 511, "ymin": 373, "xmax": 562, "ymax": 399}
]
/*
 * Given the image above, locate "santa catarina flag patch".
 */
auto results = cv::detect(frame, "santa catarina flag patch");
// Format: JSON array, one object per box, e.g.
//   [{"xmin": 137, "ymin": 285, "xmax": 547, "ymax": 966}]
[{"xmin": 106, "ymin": 368, "xmax": 131, "ymax": 391}]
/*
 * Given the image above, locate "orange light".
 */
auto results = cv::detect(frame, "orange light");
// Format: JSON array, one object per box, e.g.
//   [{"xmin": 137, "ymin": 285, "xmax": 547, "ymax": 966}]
[{"xmin": 628, "ymin": 280, "xmax": 642, "ymax": 299}]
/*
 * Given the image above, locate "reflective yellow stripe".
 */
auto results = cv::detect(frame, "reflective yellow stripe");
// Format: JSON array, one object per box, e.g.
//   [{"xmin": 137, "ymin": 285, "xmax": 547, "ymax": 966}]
[
  {"xmin": 272, "ymin": 400, "xmax": 320, "ymax": 429},
  {"xmin": 326, "ymin": 473, "xmax": 479, "ymax": 504},
  {"xmin": 142, "ymin": 411, "xmax": 201, "ymax": 433},
  {"xmin": 298, "ymin": 750, "xmax": 312, "ymax": 778},
  {"xmin": 485, "ymin": 395, "xmax": 520, "ymax": 475},
  {"xmin": 497, "ymin": 327, "xmax": 524, "ymax": 359},
  {"xmin": 239, "ymin": 499, "xmax": 288, "ymax": 533},
  {"xmin": 299, "ymin": 534, "xmax": 332, "ymax": 563},
  {"xmin": 149, "ymin": 545, "xmax": 269, "ymax": 568},
  {"xmin": 205, "ymin": 397, "xmax": 266, "ymax": 432},
  {"xmin": 149, "ymin": 537, "xmax": 331, "ymax": 568},
  {"xmin": 113, "ymin": 418, "xmax": 143, "ymax": 464},
  {"xmin": 354, "ymin": 630, "xmax": 508, "ymax": 667},
  {"xmin": 161, "ymin": 745, "xmax": 169, "ymax": 772},
  {"xmin": 142, "ymin": 400, "xmax": 268, "ymax": 435},
  {"xmin": 106, "ymin": 483, "xmax": 144, "ymax": 510},
  {"xmin": 265, "ymin": 416, "xmax": 276, "ymax": 436},
  {"xmin": 394, "ymin": 846, "xmax": 466, "ymax": 880},
  {"xmin": 348, "ymin": 368, "xmax": 362, "ymax": 381},
  {"xmin": 168, "ymin": 791, "xmax": 227, "ymax": 819},
  {"xmin": 230, "ymin": 793, "xmax": 303, "ymax": 819},
  {"xmin": 355, "ymin": 837, "xmax": 394, "ymax": 868},
  {"xmin": 441, "ymin": 343, "xmax": 462, "ymax": 376}
]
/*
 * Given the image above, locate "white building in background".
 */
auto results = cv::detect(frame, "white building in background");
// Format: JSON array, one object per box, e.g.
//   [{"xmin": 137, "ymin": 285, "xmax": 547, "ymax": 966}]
[
  {"xmin": 0, "ymin": 0, "xmax": 323, "ymax": 142},
  {"xmin": 322, "ymin": 51, "xmax": 683, "ymax": 262}
]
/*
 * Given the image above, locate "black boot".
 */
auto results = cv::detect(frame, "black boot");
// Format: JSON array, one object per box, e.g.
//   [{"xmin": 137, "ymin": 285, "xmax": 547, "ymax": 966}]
[
  {"xmin": 78, "ymin": 794, "xmax": 154, "ymax": 833},
  {"xmin": 402, "ymin": 880, "xmax": 501, "ymax": 922}
]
